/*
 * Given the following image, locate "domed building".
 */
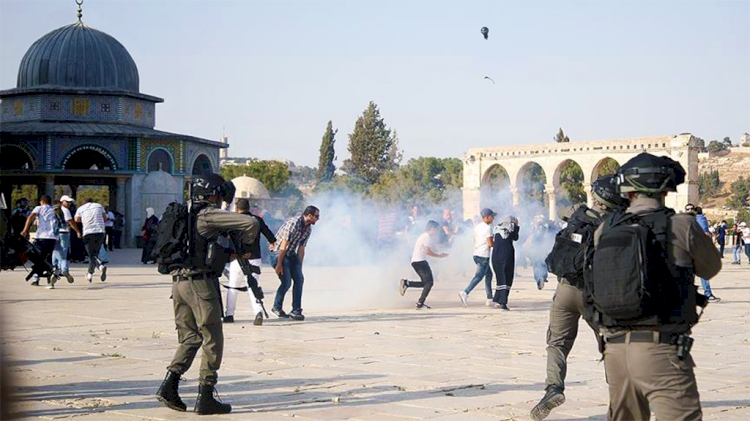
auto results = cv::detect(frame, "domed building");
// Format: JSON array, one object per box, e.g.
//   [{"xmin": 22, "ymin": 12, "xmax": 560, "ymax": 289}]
[
  {"xmin": 231, "ymin": 176, "xmax": 271, "ymax": 201},
  {"xmin": 0, "ymin": 7, "xmax": 225, "ymax": 246}
]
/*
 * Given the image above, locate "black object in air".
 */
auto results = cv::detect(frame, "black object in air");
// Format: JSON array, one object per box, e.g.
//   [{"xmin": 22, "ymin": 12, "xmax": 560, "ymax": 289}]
[
  {"xmin": 481, "ymin": 26, "xmax": 489, "ymax": 40},
  {"xmin": 484, "ymin": 76, "xmax": 495, "ymax": 84}
]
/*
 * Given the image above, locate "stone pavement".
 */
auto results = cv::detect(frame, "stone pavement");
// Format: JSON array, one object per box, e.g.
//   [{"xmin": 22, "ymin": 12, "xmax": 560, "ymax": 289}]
[{"xmin": 1, "ymin": 249, "xmax": 748, "ymax": 420}]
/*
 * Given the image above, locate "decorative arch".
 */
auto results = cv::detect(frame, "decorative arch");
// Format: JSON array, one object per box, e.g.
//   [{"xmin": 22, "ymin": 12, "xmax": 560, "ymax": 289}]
[
  {"xmin": 61, "ymin": 145, "xmax": 118, "ymax": 170},
  {"xmin": 553, "ymin": 159, "xmax": 586, "ymax": 207},
  {"xmin": 0, "ymin": 143, "xmax": 36, "ymax": 170},
  {"xmin": 591, "ymin": 157, "xmax": 620, "ymax": 182},
  {"xmin": 480, "ymin": 164, "xmax": 512, "ymax": 209},
  {"xmin": 191, "ymin": 153, "xmax": 213, "ymax": 176},
  {"xmin": 516, "ymin": 161, "xmax": 547, "ymax": 209},
  {"xmin": 147, "ymin": 147, "xmax": 174, "ymax": 173}
]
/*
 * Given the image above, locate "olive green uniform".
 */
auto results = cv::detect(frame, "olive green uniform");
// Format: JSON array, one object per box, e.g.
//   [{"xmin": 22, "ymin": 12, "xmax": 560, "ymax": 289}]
[
  {"xmin": 167, "ymin": 207, "xmax": 258, "ymax": 386},
  {"xmin": 544, "ymin": 206, "xmax": 603, "ymax": 391},
  {"xmin": 594, "ymin": 196, "xmax": 721, "ymax": 421}
]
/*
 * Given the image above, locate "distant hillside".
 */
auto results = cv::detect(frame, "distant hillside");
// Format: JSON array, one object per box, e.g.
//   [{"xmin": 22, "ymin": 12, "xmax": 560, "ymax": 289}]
[{"xmin": 698, "ymin": 148, "xmax": 750, "ymax": 210}]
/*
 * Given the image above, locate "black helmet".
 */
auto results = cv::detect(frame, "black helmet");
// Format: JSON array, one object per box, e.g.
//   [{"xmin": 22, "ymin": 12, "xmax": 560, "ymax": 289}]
[
  {"xmin": 191, "ymin": 173, "xmax": 235, "ymax": 204},
  {"xmin": 591, "ymin": 175, "xmax": 628, "ymax": 210},
  {"xmin": 616, "ymin": 153, "xmax": 685, "ymax": 194}
]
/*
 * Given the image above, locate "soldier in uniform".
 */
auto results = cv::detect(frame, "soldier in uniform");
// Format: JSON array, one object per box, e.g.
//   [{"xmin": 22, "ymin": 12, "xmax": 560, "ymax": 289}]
[
  {"xmin": 530, "ymin": 175, "xmax": 628, "ymax": 421},
  {"xmin": 155, "ymin": 173, "xmax": 259, "ymax": 415},
  {"xmin": 594, "ymin": 153, "xmax": 721, "ymax": 421}
]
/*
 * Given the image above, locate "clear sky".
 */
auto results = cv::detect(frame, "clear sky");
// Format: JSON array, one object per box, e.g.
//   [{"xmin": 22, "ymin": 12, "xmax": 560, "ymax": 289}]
[{"xmin": 1, "ymin": 0, "xmax": 748, "ymax": 167}]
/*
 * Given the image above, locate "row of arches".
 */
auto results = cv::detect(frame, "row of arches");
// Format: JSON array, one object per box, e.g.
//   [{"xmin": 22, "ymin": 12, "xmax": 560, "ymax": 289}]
[
  {"xmin": 0, "ymin": 144, "xmax": 213, "ymax": 175},
  {"xmin": 479, "ymin": 157, "xmax": 621, "ymax": 215}
]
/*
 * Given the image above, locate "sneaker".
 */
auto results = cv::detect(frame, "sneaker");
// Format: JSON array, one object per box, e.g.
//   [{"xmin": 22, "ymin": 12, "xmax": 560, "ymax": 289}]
[
  {"xmin": 530, "ymin": 386, "xmax": 566, "ymax": 421},
  {"xmin": 86, "ymin": 273, "xmax": 93, "ymax": 283},
  {"xmin": 489, "ymin": 301, "xmax": 501, "ymax": 309},
  {"xmin": 415, "ymin": 302, "xmax": 431, "ymax": 310},
  {"xmin": 486, "ymin": 299, "xmax": 494, "ymax": 307},
  {"xmin": 253, "ymin": 312, "xmax": 263, "ymax": 326},
  {"xmin": 536, "ymin": 278, "xmax": 545, "ymax": 290},
  {"xmin": 46, "ymin": 284, "xmax": 55, "ymax": 289},
  {"xmin": 499, "ymin": 304, "xmax": 510, "ymax": 311},
  {"xmin": 289, "ymin": 310, "xmax": 305, "ymax": 321},
  {"xmin": 272, "ymin": 308, "xmax": 290, "ymax": 319},
  {"xmin": 223, "ymin": 315, "xmax": 234, "ymax": 323},
  {"xmin": 399, "ymin": 279, "xmax": 408, "ymax": 296},
  {"xmin": 707, "ymin": 295, "xmax": 721, "ymax": 303},
  {"xmin": 64, "ymin": 273, "xmax": 74, "ymax": 283},
  {"xmin": 30, "ymin": 279, "xmax": 40, "ymax": 286},
  {"xmin": 100, "ymin": 265, "xmax": 107, "ymax": 282},
  {"xmin": 458, "ymin": 291, "xmax": 469, "ymax": 307}
]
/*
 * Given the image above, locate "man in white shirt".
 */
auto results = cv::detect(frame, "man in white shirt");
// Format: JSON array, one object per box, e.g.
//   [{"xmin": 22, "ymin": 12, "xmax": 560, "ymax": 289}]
[
  {"xmin": 52, "ymin": 195, "xmax": 83, "ymax": 286},
  {"xmin": 459, "ymin": 208, "xmax": 496, "ymax": 307},
  {"xmin": 105, "ymin": 207, "xmax": 116, "ymax": 251},
  {"xmin": 398, "ymin": 220, "xmax": 448, "ymax": 309},
  {"xmin": 74, "ymin": 198, "xmax": 108, "ymax": 282},
  {"xmin": 20, "ymin": 195, "xmax": 57, "ymax": 286}
]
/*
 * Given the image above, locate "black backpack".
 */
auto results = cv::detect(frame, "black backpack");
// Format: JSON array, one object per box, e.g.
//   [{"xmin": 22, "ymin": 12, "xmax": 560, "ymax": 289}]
[
  {"xmin": 545, "ymin": 205, "xmax": 600, "ymax": 287},
  {"xmin": 152, "ymin": 202, "xmax": 194, "ymax": 275},
  {"xmin": 586, "ymin": 209, "xmax": 675, "ymax": 326},
  {"xmin": 52, "ymin": 206, "xmax": 67, "ymax": 236}
]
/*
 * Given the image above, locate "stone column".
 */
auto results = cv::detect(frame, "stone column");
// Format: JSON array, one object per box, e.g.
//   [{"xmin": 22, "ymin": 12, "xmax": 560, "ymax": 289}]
[
  {"xmin": 583, "ymin": 183, "xmax": 593, "ymax": 208},
  {"xmin": 45, "ymin": 176, "xmax": 55, "ymax": 199},
  {"xmin": 546, "ymin": 187, "xmax": 557, "ymax": 221},
  {"xmin": 462, "ymin": 187, "xmax": 481, "ymax": 221},
  {"xmin": 511, "ymin": 187, "xmax": 520, "ymax": 207}
]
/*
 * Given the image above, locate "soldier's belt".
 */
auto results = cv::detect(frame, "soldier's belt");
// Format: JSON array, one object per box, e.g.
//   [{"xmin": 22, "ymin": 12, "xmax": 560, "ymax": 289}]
[
  {"xmin": 606, "ymin": 331, "xmax": 678, "ymax": 345},
  {"xmin": 173, "ymin": 274, "xmax": 213, "ymax": 282}
]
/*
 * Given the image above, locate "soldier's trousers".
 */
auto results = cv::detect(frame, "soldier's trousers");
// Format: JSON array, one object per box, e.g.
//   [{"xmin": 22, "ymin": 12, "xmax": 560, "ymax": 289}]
[
  {"xmin": 545, "ymin": 282, "xmax": 597, "ymax": 390},
  {"xmin": 604, "ymin": 337, "xmax": 701, "ymax": 421},
  {"xmin": 167, "ymin": 277, "xmax": 224, "ymax": 386}
]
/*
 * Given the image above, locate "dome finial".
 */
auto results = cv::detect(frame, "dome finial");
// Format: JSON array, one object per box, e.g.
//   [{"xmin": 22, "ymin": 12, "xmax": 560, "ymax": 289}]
[{"xmin": 76, "ymin": 0, "xmax": 84, "ymax": 23}]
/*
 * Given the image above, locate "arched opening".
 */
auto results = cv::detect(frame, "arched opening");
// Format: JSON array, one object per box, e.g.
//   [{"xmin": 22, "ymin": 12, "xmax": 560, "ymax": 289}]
[
  {"xmin": 553, "ymin": 159, "xmax": 586, "ymax": 208},
  {"xmin": 517, "ymin": 162, "xmax": 547, "ymax": 216},
  {"xmin": 480, "ymin": 164, "xmax": 511, "ymax": 210},
  {"xmin": 62, "ymin": 146, "xmax": 117, "ymax": 171},
  {"xmin": 147, "ymin": 148, "xmax": 173, "ymax": 173},
  {"xmin": 0, "ymin": 144, "xmax": 35, "ymax": 170},
  {"xmin": 192, "ymin": 154, "xmax": 212, "ymax": 176},
  {"xmin": 591, "ymin": 157, "xmax": 620, "ymax": 181}
]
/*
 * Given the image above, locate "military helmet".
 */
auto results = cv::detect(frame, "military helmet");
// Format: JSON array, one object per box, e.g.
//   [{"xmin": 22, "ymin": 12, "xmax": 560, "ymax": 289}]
[
  {"xmin": 616, "ymin": 153, "xmax": 686, "ymax": 194},
  {"xmin": 191, "ymin": 173, "xmax": 235, "ymax": 204},
  {"xmin": 591, "ymin": 175, "xmax": 629, "ymax": 210}
]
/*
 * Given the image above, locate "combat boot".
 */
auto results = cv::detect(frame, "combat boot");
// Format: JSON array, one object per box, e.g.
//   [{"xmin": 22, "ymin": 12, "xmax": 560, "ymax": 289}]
[
  {"xmin": 194, "ymin": 384, "xmax": 231, "ymax": 415},
  {"xmin": 155, "ymin": 371, "xmax": 186, "ymax": 412},
  {"xmin": 530, "ymin": 385, "xmax": 565, "ymax": 421}
]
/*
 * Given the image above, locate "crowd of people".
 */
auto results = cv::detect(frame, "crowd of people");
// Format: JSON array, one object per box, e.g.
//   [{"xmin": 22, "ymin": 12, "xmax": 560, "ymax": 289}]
[{"xmin": 4, "ymin": 152, "xmax": 737, "ymax": 420}]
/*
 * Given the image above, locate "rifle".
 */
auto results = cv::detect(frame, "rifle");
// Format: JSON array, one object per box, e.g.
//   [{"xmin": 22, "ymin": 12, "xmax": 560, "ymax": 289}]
[{"xmin": 226, "ymin": 232, "xmax": 269, "ymax": 319}]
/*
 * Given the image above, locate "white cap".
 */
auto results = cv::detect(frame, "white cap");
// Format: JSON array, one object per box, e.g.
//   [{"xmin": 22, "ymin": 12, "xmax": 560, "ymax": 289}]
[
  {"xmin": 740, "ymin": 222, "xmax": 747, "ymax": 227},
  {"xmin": 60, "ymin": 195, "xmax": 75, "ymax": 203}
]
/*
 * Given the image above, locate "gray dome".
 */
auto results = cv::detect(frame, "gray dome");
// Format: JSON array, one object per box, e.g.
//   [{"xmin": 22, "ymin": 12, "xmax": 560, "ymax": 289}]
[{"xmin": 17, "ymin": 23, "xmax": 139, "ymax": 92}]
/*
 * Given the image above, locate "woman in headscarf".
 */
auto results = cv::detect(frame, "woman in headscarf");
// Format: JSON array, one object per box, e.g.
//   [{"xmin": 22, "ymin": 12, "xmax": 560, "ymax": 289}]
[
  {"xmin": 140, "ymin": 207, "xmax": 159, "ymax": 264},
  {"xmin": 491, "ymin": 215, "xmax": 520, "ymax": 310}
]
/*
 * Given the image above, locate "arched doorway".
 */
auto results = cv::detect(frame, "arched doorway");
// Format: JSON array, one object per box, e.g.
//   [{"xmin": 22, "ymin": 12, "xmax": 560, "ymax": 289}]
[
  {"xmin": 62, "ymin": 146, "xmax": 117, "ymax": 171},
  {"xmin": 517, "ymin": 162, "xmax": 547, "ymax": 217},
  {"xmin": 591, "ymin": 157, "xmax": 620, "ymax": 181},
  {"xmin": 553, "ymin": 159, "xmax": 586, "ymax": 208},
  {"xmin": 147, "ymin": 148, "xmax": 173, "ymax": 173},
  {"xmin": 481, "ymin": 164, "xmax": 512, "ymax": 211},
  {"xmin": 192, "ymin": 154, "xmax": 212, "ymax": 176}
]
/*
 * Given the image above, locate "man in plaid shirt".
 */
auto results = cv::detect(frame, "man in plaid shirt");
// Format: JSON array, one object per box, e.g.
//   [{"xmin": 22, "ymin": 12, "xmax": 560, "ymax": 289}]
[{"xmin": 271, "ymin": 205, "xmax": 320, "ymax": 321}]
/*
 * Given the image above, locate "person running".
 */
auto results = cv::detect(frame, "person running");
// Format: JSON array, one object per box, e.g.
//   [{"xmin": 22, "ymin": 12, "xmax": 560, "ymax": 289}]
[
  {"xmin": 51, "ymin": 195, "xmax": 82, "ymax": 286},
  {"xmin": 399, "ymin": 220, "xmax": 448, "ymax": 309},
  {"xmin": 74, "ymin": 198, "xmax": 108, "ymax": 282},
  {"xmin": 491, "ymin": 216, "xmax": 520, "ymax": 310},
  {"xmin": 20, "ymin": 195, "xmax": 57, "ymax": 286},
  {"xmin": 459, "ymin": 208, "xmax": 495, "ymax": 307}
]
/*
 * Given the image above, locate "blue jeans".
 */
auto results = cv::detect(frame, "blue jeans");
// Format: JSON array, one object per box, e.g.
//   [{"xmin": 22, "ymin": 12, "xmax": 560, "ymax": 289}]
[
  {"xmin": 734, "ymin": 246, "xmax": 743, "ymax": 263},
  {"xmin": 745, "ymin": 244, "xmax": 750, "ymax": 261},
  {"xmin": 52, "ymin": 232, "xmax": 71, "ymax": 275},
  {"xmin": 700, "ymin": 277, "xmax": 713, "ymax": 297},
  {"xmin": 271, "ymin": 251, "xmax": 305, "ymax": 312},
  {"xmin": 464, "ymin": 256, "xmax": 492, "ymax": 299},
  {"xmin": 532, "ymin": 260, "xmax": 548, "ymax": 282}
]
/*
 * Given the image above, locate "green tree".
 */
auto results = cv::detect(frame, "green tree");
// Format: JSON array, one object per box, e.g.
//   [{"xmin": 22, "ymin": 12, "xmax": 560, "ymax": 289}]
[
  {"xmin": 220, "ymin": 161, "xmax": 291, "ymax": 194},
  {"xmin": 727, "ymin": 176, "xmax": 750, "ymax": 209},
  {"xmin": 370, "ymin": 157, "xmax": 462, "ymax": 205},
  {"xmin": 519, "ymin": 164, "xmax": 546, "ymax": 205},
  {"xmin": 342, "ymin": 101, "xmax": 402, "ymax": 185},
  {"xmin": 723, "ymin": 136, "xmax": 732, "ymax": 147},
  {"xmin": 698, "ymin": 170, "xmax": 722, "ymax": 200},
  {"xmin": 316, "ymin": 121, "xmax": 337, "ymax": 183},
  {"xmin": 558, "ymin": 162, "xmax": 585, "ymax": 207},
  {"xmin": 707, "ymin": 140, "xmax": 727, "ymax": 153},
  {"xmin": 597, "ymin": 159, "xmax": 620, "ymax": 177},
  {"xmin": 554, "ymin": 128, "xmax": 570, "ymax": 143},
  {"xmin": 694, "ymin": 137, "xmax": 706, "ymax": 152}
]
